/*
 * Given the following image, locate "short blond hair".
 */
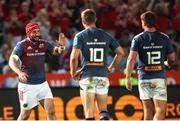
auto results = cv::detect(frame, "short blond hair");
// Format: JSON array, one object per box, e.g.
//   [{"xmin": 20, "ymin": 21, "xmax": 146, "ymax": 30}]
[{"xmin": 81, "ymin": 9, "xmax": 96, "ymax": 24}]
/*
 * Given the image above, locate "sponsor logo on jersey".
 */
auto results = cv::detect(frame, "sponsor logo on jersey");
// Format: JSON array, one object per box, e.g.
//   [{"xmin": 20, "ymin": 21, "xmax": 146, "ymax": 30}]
[
  {"xmin": 27, "ymin": 52, "xmax": 45, "ymax": 56},
  {"xmin": 143, "ymin": 45, "xmax": 163, "ymax": 49},
  {"xmin": 27, "ymin": 46, "xmax": 32, "ymax": 50},
  {"xmin": 23, "ymin": 103, "xmax": 28, "ymax": 108},
  {"xmin": 39, "ymin": 43, "xmax": 44, "ymax": 48},
  {"xmin": 144, "ymin": 66, "xmax": 162, "ymax": 71},
  {"xmin": 86, "ymin": 38, "xmax": 106, "ymax": 45}
]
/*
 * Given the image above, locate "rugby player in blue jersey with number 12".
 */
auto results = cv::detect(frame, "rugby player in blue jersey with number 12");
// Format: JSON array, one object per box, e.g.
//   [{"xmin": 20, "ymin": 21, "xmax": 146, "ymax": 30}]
[
  {"xmin": 126, "ymin": 11, "xmax": 176, "ymax": 120},
  {"xmin": 70, "ymin": 9, "xmax": 125, "ymax": 120},
  {"xmin": 9, "ymin": 21, "xmax": 66, "ymax": 120}
]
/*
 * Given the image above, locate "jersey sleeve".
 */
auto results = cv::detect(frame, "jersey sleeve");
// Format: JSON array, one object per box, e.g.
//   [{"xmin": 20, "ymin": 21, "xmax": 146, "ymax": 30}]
[
  {"xmin": 46, "ymin": 41, "xmax": 55, "ymax": 53},
  {"xmin": 11, "ymin": 42, "xmax": 24, "ymax": 58},
  {"xmin": 130, "ymin": 37, "xmax": 139, "ymax": 51},
  {"xmin": 166, "ymin": 38, "xmax": 174, "ymax": 55},
  {"xmin": 109, "ymin": 36, "xmax": 120, "ymax": 52},
  {"xmin": 73, "ymin": 35, "xmax": 82, "ymax": 49}
]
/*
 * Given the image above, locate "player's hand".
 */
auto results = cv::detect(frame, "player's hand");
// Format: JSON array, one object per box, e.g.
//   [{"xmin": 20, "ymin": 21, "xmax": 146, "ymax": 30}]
[
  {"xmin": 164, "ymin": 61, "xmax": 170, "ymax": 69},
  {"xmin": 125, "ymin": 78, "xmax": 132, "ymax": 91},
  {"xmin": 71, "ymin": 70, "xmax": 81, "ymax": 82},
  {"xmin": 18, "ymin": 71, "xmax": 28, "ymax": 83},
  {"xmin": 57, "ymin": 33, "xmax": 65, "ymax": 46},
  {"xmin": 107, "ymin": 66, "xmax": 112, "ymax": 73}
]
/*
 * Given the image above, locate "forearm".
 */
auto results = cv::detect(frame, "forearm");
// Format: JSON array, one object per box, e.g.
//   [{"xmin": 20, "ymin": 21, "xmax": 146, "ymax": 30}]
[
  {"xmin": 70, "ymin": 58, "xmax": 78, "ymax": 77},
  {"xmin": 109, "ymin": 54, "xmax": 122, "ymax": 71},
  {"xmin": 165, "ymin": 52, "xmax": 176, "ymax": 68},
  {"xmin": 9, "ymin": 56, "xmax": 22, "ymax": 74},
  {"xmin": 166, "ymin": 59, "xmax": 176, "ymax": 67},
  {"xmin": 126, "ymin": 58, "xmax": 136, "ymax": 79}
]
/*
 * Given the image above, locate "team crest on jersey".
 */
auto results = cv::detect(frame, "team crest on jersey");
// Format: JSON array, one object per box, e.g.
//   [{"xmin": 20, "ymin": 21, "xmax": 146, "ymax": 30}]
[
  {"xmin": 94, "ymin": 38, "xmax": 98, "ymax": 42},
  {"xmin": 23, "ymin": 103, "xmax": 28, "ymax": 108},
  {"xmin": 39, "ymin": 43, "xmax": 44, "ymax": 48},
  {"xmin": 27, "ymin": 46, "xmax": 32, "ymax": 50},
  {"xmin": 151, "ymin": 43, "xmax": 155, "ymax": 46}
]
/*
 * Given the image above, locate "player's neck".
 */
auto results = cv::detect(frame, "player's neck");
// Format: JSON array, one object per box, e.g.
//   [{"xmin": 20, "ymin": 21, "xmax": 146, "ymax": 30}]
[
  {"xmin": 144, "ymin": 27, "xmax": 157, "ymax": 32},
  {"xmin": 85, "ymin": 24, "xmax": 96, "ymax": 29}
]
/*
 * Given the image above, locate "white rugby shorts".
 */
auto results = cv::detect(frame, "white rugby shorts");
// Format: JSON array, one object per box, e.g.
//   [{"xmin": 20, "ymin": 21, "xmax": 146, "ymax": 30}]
[
  {"xmin": 79, "ymin": 77, "xmax": 110, "ymax": 95},
  {"xmin": 138, "ymin": 78, "xmax": 167, "ymax": 101},
  {"xmin": 18, "ymin": 81, "xmax": 53, "ymax": 110}
]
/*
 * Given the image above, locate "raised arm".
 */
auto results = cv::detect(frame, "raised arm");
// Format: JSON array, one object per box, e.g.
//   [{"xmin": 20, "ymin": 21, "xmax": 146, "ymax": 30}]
[{"xmin": 52, "ymin": 33, "xmax": 66, "ymax": 55}]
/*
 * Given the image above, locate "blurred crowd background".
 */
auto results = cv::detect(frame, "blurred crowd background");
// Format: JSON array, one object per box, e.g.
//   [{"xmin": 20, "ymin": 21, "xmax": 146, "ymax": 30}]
[{"xmin": 0, "ymin": 0, "xmax": 179, "ymax": 75}]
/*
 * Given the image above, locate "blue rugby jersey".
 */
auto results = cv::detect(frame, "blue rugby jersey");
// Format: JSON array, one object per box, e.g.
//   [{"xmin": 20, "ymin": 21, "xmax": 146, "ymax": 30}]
[
  {"xmin": 11, "ymin": 38, "xmax": 54, "ymax": 84},
  {"xmin": 73, "ymin": 27, "xmax": 120, "ymax": 79},
  {"xmin": 131, "ymin": 31, "xmax": 174, "ymax": 79}
]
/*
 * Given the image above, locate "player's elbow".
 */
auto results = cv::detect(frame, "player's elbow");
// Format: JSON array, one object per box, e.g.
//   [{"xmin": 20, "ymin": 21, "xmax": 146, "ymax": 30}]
[
  {"xmin": 170, "ymin": 53, "xmax": 176, "ymax": 62},
  {"xmin": 70, "ymin": 56, "xmax": 78, "ymax": 65},
  {"xmin": 167, "ymin": 52, "xmax": 176, "ymax": 66},
  {"xmin": 8, "ymin": 57, "xmax": 14, "ymax": 69},
  {"xmin": 8, "ymin": 55, "xmax": 13, "ymax": 64},
  {"xmin": 127, "ymin": 56, "xmax": 136, "ymax": 64},
  {"xmin": 8, "ymin": 55, "xmax": 18, "ymax": 68},
  {"xmin": 116, "ymin": 47, "xmax": 125, "ymax": 57}
]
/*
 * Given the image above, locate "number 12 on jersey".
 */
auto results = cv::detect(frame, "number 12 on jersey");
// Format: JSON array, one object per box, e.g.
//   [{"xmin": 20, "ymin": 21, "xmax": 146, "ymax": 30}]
[
  {"xmin": 147, "ymin": 51, "xmax": 161, "ymax": 64},
  {"xmin": 89, "ymin": 48, "xmax": 104, "ymax": 62}
]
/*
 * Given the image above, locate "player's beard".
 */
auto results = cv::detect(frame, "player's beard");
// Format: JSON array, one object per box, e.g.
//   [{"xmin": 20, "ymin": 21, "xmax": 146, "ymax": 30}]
[{"xmin": 30, "ymin": 35, "xmax": 40, "ymax": 42}]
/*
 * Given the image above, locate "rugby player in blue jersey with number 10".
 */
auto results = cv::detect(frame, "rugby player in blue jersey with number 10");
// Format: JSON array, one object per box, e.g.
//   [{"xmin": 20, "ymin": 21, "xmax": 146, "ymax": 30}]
[
  {"xmin": 126, "ymin": 11, "xmax": 176, "ymax": 120},
  {"xmin": 9, "ymin": 21, "xmax": 66, "ymax": 120},
  {"xmin": 70, "ymin": 9, "xmax": 125, "ymax": 120}
]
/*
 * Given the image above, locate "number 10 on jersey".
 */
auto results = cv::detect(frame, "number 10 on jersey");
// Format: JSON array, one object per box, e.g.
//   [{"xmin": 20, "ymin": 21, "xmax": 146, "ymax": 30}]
[{"xmin": 89, "ymin": 48, "xmax": 104, "ymax": 62}]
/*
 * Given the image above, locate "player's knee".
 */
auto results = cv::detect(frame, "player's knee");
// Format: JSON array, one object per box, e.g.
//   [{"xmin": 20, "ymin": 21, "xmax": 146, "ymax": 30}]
[
  {"xmin": 156, "ymin": 107, "xmax": 166, "ymax": 115},
  {"xmin": 19, "ymin": 111, "xmax": 31, "ymax": 120},
  {"xmin": 46, "ymin": 108, "xmax": 55, "ymax": 116},
  {"xmin": 99, "ymin": 111, "xmax": 109, "ymax": 120}
]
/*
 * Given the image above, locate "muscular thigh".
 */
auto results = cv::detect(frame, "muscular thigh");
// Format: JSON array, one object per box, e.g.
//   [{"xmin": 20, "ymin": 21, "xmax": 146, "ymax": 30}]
[
  {"xmin": 40, "ymin": 98, "xmax": 55, "ymax": 111},
  {"xmin": 153, "ymin": 99, "xmax": 167, "ymax": 113},
  {"xmin": 96, "ymin": 94, "xmax": 108, "ymax": 111},
  {"xmin": 80, "ymin": 90, "xmax": 95, "ymax": 108}
]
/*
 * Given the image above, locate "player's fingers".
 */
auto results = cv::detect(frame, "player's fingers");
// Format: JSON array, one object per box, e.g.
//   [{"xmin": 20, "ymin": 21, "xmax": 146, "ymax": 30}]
[
  {"xmin": 19, "ymin": 76, "xmax": 26, "ymax": 82},
  {"xmin": 24, "ymin": 73, "xmax": 29, "ymax": 78},
  {"xmin": 22, "ymin": 76, "xmax": 27, "ymax": 82},
  {"xmin": 19, "ymin": 77, "xmax": 23, "ymax": 81},
  {"xmin": 59, "ymin": 33, "xmax": 65, "ymax": 41},
  {"xmin": 126, "ymin": 84, "xmax": 132, "ymax": 91},
  {"xmin": 74, "ymin": 75, "xmax": 80, "ymax": 82},
  {"xmin": 59, "ymin": 33, "xmax": 65, "ymax": 39},
  {"xmin": 126, "ymin": 87, "xmax": 132, "ymax": 91}
]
